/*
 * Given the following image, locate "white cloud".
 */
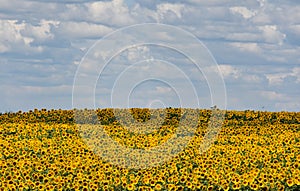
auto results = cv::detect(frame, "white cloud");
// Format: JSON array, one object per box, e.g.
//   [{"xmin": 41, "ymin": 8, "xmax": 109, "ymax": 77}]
[
  {"xmin": 260, "ymin": 90, "xmax": 287, "ymax": 101},
  {"xmin": 0, "ymin": 19, "xmax": 43, "ymax": 53},
  {"xmin": 230, "ymin": 6, "xmax": 257, "ymax": 19},
  {"xmin": 86, "ymin": 0, "xmax": 135, "ymax": 26},
  {"xmin": 266, "ymin": 67, "xmax": 300, "ymax": 86},
  {"xmin": 258, "ymin": 25, "xmax": 286, "ymax": 45},
  {"xmin": 21, "ymin": 20, "xmax": 58, "ymax": 42},
  {"xmin": 56, "ymin": 21, "xmax": 113, "ymax": 39},
  {"xmin": 265, "ymin": 73, "xmax": 286, "ymax": 85},
  {"xmin": 218, "ymin": 65, "xmax": 240, "ymax": 79},
  {"xmin": 126, "ymin": 46, "xmax": 151, "ymax": 62},
  {"xmin": 156, "ymin": 3, "xmax": 185, "ymax": 21},
  {"xmin": 291, "ymin": 67, "xmax": 300, "ymax": 83},
  {"xmin": 230, "ymin": 42, "xmax": 262, "ymax": 53},
  {"xmin": 155, "ymin": 86, "xmax": 172, "ymax": 94},
  {"xmin": 0, "ymin": 20, "xmax": 27, "ymax": 52},
  {"xmin": 217, "ymin": 64, "xmax": 264, "ymax": 84},
  {"xmin": 131, "ymin": 3, "xmax": 158, "ymax": 22}
]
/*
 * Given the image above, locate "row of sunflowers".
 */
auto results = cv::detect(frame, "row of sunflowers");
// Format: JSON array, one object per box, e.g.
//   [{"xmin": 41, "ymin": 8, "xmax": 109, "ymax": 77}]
[{"xmin": 0, "ymin": 108, "xmax": 299, "ymax": 190}]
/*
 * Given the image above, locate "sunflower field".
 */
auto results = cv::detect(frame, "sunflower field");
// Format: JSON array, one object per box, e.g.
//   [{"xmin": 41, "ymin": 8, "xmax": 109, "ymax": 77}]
[{"xmin": 0, "ymin": 108, "xmax": 300, "ymax": 190}]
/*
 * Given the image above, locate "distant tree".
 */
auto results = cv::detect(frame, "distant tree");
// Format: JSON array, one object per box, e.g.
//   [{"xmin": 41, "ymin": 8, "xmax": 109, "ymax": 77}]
[{"xmin": 211, "ymin": 105, "xmax": 217, "ymax": 110}]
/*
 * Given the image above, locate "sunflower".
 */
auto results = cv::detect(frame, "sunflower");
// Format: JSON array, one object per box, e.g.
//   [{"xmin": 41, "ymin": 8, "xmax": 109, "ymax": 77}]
[
  {"xmin": 138, "ymin": 186, "xmax": 152, "ymax": 191},
  {"xmin": 127, "ymin": 183, "xmax": 136, "ymax": 191},
  {"xmin": 286, "ymin": 178, "xmax": 294, "ymax": 187},
  {"xmin": 241, "ymin": 179, "xmax": 249, "ymax": 187},
  {"xmin": 220, "ymin": 180, "xmax": 229, "ymax": 191},
  {"xmin": 154, "ymin": 183, "xmax": 163, "ymax": 191},
  {"xmin": 295, "ymin": 177, "xmax": 300, "ymax": 186},
  {"xmin": 250, "ymin": 182, "xmax": 259, "ymax": 191},
  {"xmin": 166, "ymin": 184, "xmax": 176, "ymax": 190}
]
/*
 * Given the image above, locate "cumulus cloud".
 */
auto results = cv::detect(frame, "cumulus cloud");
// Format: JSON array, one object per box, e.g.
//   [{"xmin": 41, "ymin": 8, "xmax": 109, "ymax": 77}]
[
  {"xmin": 155, "ymin": 86, "xmax": 172, "ymax": 94},
  {"xmin": 218, "ymin": 65, "xmax": 240, "ymax": 79},
  {"xmin": 266, "ymin": 67, "xmax": 300, "ymax": 86},
  {"xmin": 230, "ymin": 42, "xmax": 262, "ymax": 53},
  {"xmin": 125, "ymin": 46, "xmax": 151, "ymax": 62},
  {"xmin": 0, "ymin": 20, "xmax": 45, "ymax": 53},
  {"xmin": 230, "ymin": 6, "xmax": 257, "ymax": 19},
  {"xmin": 260, "ymin": 90, "xmax": 287, "ymax": 101},
  {"xmin": 55, "ymin": 21, "xmax": 113, "ymax": 39},
  {"xmin": 217, "ymin": 64, "xmax": 266, "ymax": 85},
  {"xmin": 258, "ymin": 25, "xmax": 286, "ymax": 45},
  {"xmin": 156, "ymin": 3, "xmax": 185, "ymax": 22},
  {"xmin": 86, "ymin": 0, "xmax": 135, "ymax": 26},
  {"xmin": 21, "ymin": 20, "xmax": 59, "ymax": 46}
]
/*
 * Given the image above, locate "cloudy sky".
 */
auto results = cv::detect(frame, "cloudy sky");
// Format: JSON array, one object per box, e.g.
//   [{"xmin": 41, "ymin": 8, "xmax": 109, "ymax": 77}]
[{"xmin": 0, "ymin": 0, "xmax": 299, "ymax": 112}]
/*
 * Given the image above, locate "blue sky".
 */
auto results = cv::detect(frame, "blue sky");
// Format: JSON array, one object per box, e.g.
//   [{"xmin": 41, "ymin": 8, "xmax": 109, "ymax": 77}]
[{"xmin": 0, "ymin": 0, "xmax": 299, "ymax": 112}]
